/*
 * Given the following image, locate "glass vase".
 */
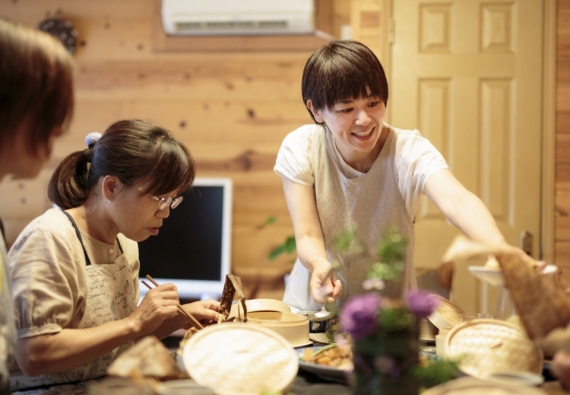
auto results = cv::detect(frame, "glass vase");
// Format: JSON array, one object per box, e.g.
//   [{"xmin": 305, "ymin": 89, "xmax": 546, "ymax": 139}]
[{"xmin": 351, "ymin": 324, "xmax": 420, "ymax": 395}]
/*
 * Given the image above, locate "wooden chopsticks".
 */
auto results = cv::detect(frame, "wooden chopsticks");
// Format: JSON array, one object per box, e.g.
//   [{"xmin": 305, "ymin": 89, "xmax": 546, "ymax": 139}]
[{"xmin": 142, "ymin": 274, "xmax": 204, "ymax": 330}]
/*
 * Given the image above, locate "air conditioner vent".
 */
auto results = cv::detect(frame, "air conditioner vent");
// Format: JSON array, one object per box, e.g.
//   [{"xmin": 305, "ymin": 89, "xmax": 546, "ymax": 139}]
[{"xmin": 175, "ymin": 20, "xmax": 289, "ymax": 34}]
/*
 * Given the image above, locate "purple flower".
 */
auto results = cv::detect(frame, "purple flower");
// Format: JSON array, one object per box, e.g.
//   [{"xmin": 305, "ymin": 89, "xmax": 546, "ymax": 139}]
[
  {"xmin": 340, "ymin": 293, "xmax": 382, "ymax": 339},
  {"xmin": 405, "ymin": 289, "xmax": 440, "ymax": 319}
]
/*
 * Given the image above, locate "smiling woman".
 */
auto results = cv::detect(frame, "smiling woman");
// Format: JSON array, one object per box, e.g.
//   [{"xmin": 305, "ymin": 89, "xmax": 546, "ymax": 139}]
[
  {"xmin": 273, "ymin": 39, "xmax": 535, "ymax": 315},
  {"xmin": 7, "ymin": 119, "xmax": 222, "ymax": 392}
]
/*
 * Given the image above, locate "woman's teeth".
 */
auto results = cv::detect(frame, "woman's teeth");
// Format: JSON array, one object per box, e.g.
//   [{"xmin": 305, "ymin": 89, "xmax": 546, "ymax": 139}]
[{"xmin": 353, "ymin": 129, "xmax": 372, "ymax": 137}]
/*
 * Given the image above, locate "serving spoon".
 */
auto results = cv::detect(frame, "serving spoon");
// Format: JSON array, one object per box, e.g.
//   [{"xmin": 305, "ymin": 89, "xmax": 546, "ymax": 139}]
[{"xmin": 306, "ymin": 300, "xmax": 337, "ymax": 322}]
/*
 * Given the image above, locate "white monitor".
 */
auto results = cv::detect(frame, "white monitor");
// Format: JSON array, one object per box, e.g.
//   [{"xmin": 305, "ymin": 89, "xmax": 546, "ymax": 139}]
[{"xmin": 138, "ymin": 177, "xmax": 232, "ymax": 301}]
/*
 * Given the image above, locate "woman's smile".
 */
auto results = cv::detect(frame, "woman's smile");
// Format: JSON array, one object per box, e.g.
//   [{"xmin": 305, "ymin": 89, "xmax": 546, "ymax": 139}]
[{"xmin": 352, "ymin": 126, "xmax": 375, "ymax": 140}]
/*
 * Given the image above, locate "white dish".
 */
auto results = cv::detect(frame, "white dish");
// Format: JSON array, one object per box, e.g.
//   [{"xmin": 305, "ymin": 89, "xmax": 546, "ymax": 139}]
[
  {"xmin": 296, "ymin": 346, "xmax": 352, "ymax": 383},
  {"xmin": 468, "ymin": 264, "xmax": 557, "ymax": 287},
  {"xmin": 294, "ymin": 340, "xmax": 314, "ymax": 348},
  {"xmin": 422, "ymin": 376, "xmax": 547, "ymax": 394},
  {"xmin": 486, "ymin": 371, "xmax": 544, "ymax": 387},
  {"xmin": 309, "ymin": 332, "xmax": 333, "ymax": 344},
  {"xmin": 156, "ymin": 379, "xmax": 215, "ymax": 394}
]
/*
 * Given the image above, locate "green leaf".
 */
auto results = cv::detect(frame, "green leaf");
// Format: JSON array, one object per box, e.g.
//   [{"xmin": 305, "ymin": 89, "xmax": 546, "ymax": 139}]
[
  {"xmin": 412, "ymin": 358, "xmax": 460, "ymax": 389},
  {"xmin": 261, "ymin": 215, "xmax": 278, "ymax": 228},
  {"xmin": 332, "ymin": 227, "xmax": 363, "ymax": 254},
  {"xmin": 325, "ymin": 323, "xmax": 340, "ymax": 341},
  {"xmin": 267, "ymin": 236, "xmax": 296, "ymax": 261},
  {"xmin": 283, "ymin": 236, "xmax": 296, "ymax": 253},
  {"xmin": 378, "ymin": 226, "xmax": 408, "ymax": 264},
  {"xmin": 311, "ymin": 343, "xmax": 338, "ymax": 357},
  {"xmin": 267, "ymin": 245, "xmax": 285, "ymax": 261},
  {"xmin": 378, "ymin": 307, "xmax": 413, "ymax": 332}
]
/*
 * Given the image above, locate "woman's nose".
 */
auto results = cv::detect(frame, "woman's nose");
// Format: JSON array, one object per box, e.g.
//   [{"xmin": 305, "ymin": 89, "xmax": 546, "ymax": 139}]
[
  {"xmin": 355, "ymin": 109, "xmax": 371, "ymax": 125},
  {"xmin": 156, "ymin": 206, "xmax": 170, "ymax": 219}
]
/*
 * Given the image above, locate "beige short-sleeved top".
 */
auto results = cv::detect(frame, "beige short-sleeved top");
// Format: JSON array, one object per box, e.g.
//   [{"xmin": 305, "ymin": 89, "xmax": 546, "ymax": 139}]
[
  {"xmin": 8, "ymin": 208, "xmax": 139, "ymax": 339},
  {"xmin": 274, "ymin": 123, "xmax": 449, "ymax": 311}
]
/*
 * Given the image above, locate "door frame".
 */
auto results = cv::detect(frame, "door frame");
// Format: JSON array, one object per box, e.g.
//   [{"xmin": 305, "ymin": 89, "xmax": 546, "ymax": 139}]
[{"xmin": 541, "ymin": 0, "xmax": 556, "ymax": 264}]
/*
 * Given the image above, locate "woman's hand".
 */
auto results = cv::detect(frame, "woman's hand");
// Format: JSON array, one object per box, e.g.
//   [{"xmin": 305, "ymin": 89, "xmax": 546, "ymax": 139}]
[
  {"xmin": 130, "ymin": 283, "xmax": 181, "ymax": 336},
  {"xmin": 182, "ymin": 300, "xmax": 221, "ymax": 324},
  {"xmin": 551, "ymin": 350, "xmax": 570, "ymax": 389},
  {"xmin": 310, "ymin": 263, "xmax": 342, "ymax": 304}
]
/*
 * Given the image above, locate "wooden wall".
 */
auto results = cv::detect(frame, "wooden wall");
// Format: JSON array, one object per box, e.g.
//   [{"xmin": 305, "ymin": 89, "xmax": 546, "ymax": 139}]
[
  {"xmin": 558, "ymin": 0, "xmax": 570, "ymax": 269},
  {"xmin": 0, "ymin": 0, "xmax": 385, "ymax": 299}
]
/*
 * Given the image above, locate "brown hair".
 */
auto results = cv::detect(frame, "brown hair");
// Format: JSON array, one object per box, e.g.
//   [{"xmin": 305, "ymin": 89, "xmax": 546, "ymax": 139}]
[
  {"xmin": 0, "ymin": 18, "xmax": 74, "ymax": 155},
  {"xmin": 48, "ymin": 119, "xmax": 196, "ymax": 209},
  {"xmin": 301, "ymin": 40, "xmax": 389, "ymax": 123}
]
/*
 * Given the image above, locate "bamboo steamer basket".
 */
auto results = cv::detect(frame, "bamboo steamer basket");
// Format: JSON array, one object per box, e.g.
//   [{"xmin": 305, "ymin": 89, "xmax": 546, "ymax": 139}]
[
  {"xmin": 182, "ymin": 323, "xmax": 298, "ymax": 395},
  {"xmin": 244, "ymin": 311, "xmax": 311, "ymax": 348},
  {"xmin": 228, "ymin": 300, "xmax": 310, "ymax": 348},
  {"xmin": 444, "ymin": 319, "xmax": 543, "ymax": 380},
  {"xmin": 427, "ymin": 294, "xmax": 465, "ymax": 329}
]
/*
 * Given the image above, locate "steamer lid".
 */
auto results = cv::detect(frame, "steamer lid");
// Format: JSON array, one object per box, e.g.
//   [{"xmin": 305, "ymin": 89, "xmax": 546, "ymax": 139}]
[{"xmin": 182, "ymin": 322, "xmax": 299, "ymax": 395}]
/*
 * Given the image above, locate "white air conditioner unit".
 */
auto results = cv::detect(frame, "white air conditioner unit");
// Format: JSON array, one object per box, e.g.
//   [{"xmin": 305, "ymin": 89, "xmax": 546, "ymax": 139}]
[{"xmin": 161, "ymin": 0, "xmax": 315, "ymax": 36}]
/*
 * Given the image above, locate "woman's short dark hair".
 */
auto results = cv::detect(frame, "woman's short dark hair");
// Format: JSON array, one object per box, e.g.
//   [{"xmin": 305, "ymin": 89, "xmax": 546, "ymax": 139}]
[
  {"xmin": 49, "ymin": 119, "xmax": 196, "ymax": 209},
  {"xmin": 0, "ymin": 18, "xmax": 74, "ymax": 155},
  {"xmin": 301, "ymin": 40, "xmax": 389, "ymax": 122}
]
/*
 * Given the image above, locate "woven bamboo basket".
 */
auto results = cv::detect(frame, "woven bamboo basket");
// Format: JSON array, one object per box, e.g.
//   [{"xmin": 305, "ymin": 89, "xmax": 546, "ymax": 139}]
[
  {"xmin": 182, "ymin": 322, "xmax": 298, "ymax": 395},
  {"xmin": 444, "ymin": 319, "xmax": 543, "ymax": 379},
  {"xmin": 427, "ymin": 294, "xmax": 465, "ymax": 329}
]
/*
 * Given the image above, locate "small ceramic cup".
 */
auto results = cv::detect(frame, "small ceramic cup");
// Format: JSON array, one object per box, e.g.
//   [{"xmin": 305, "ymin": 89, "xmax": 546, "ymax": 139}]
[{"xmin": 296, "ymin": 311, "xmax": 328, "ymax": 333}]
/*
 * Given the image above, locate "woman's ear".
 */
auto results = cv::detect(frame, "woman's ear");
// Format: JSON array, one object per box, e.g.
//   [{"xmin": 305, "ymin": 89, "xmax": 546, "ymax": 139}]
[
  {"xmin": 306, "ymin": 100, "xmax": 324, "ymax": 123},
  {"xmin": 101, "ymin": 175, "xmax": 121, "ymax": 201}
]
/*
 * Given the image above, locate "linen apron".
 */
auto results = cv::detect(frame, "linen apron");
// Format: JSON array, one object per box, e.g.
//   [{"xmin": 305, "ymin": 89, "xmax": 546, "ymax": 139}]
[
  {"xmin": 10, "ymin": 212, "xmax": 137, "ymax": 391},
  {"xmin": 282, "ymin": 127, "xmax": 416, "ymax": 311}
]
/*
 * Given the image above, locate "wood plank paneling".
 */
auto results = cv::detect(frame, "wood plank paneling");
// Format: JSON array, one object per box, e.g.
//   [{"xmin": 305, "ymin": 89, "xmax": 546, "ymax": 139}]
[
  {"xmin": 558, "ymin": 1, "xmax": 570, "ymax": 267},
  {"xmin": 0, "ymin": 0, "xmax": 362, "ymax": 298},
  {"xmin": 557, "ymin": 163, "xmax": 570, "ymax": 189},
  {"xmin": 557, "ymin": 112, "xmax": 570, "ymax": 134},
  {"xmin": 557, "ymin": 216, "xmax": 570, "ymax": 241}
]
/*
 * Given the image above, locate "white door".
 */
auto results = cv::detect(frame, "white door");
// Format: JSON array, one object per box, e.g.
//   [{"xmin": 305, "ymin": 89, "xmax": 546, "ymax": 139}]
[{"xmin": 390, "ymin": 0, "xmax": 543, "ymax": 312}]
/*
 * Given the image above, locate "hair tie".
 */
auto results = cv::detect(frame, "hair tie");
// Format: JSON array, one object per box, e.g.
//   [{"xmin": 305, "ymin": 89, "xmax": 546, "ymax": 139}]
[
  {"xmin": 83, "ymin": 148, "xmax": 93, "ymax": 163},
  {"xmin": 84, "ymin": 132, "xmax": 102, "ymax": 148}
]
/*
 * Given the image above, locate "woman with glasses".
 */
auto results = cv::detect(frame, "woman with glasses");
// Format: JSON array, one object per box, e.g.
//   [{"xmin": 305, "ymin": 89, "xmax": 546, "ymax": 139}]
[{"xmin": 8, "ymin": 119, "xmax": 220, "ymax": 391}]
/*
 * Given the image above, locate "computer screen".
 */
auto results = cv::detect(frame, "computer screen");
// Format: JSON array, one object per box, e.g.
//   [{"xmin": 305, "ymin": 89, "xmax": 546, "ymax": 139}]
[{"xmin": 138, "ymin": 177, "xmax": 232, "ymax": 301}]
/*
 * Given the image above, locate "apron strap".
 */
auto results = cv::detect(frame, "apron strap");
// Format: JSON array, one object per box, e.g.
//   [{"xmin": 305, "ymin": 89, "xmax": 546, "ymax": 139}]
[
  {"xmin": 62, "ymin": 211, "xmax": 91, "ymax": 266},
  {"xmin": 62, "ymin": 211, "xmax": 123, "ymax": 266}
]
